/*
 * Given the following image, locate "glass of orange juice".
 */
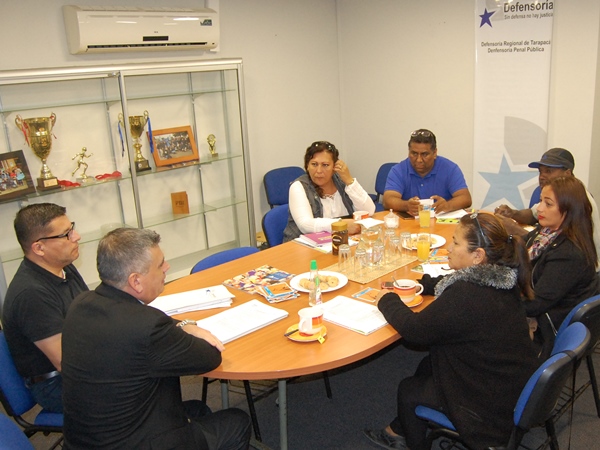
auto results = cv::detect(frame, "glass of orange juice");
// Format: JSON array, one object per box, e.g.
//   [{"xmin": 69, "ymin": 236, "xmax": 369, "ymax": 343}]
[
  {"xmin": 417, "ymin": 232, "xmax": 431, "ymax": 262},
  {"xmin": 418, "ymin": 199, "xmax": 433, "ymax": 228}
]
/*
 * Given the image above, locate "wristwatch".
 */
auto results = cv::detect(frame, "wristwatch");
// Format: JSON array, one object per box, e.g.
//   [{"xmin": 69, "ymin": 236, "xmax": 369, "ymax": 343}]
[{"xmin": 177, "ymin": 319, "xmax": 196, "ymax": 328}]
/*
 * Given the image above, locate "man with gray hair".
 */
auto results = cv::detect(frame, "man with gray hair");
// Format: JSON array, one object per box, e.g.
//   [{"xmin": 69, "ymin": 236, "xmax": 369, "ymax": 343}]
[{"xmin": 62, "ymin": 228, "xmax": 251, "ymax": 449}]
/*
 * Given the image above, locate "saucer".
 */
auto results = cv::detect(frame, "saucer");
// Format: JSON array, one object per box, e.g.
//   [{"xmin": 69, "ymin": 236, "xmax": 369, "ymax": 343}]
[
  {"xmin": 285, "ymin": 324, "xmax": 327, "ymax": 342},
  {"xmin": 402, "ymin": 295, "xmax": 423, "ymax": 308}
]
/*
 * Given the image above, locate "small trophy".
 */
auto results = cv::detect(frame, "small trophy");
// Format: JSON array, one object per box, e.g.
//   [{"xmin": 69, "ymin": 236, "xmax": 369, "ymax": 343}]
[
  {"xmin": 207, "ymin": 134, "xmax": 218, "ymax": 158},
  {"xmin": 72, "ymin": 147, "xmax": 95, "ymax": 183},
  {"xmin": 119, "ymin": 110, "xmax": 151, "ymax": 172},
  {"xmin": 15, "ymin": 113, "xmax": 60, "ymax": 190}
]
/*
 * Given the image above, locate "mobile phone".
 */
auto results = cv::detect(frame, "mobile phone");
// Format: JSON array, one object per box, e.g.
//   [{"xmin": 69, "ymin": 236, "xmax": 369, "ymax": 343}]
[
  {"xmin": 398, "ymin": 211, "xmax": 414, "ymax": 220},
  {"xmin": 381, "ymin": 281, "xmax": 394, "ymax": 289}
]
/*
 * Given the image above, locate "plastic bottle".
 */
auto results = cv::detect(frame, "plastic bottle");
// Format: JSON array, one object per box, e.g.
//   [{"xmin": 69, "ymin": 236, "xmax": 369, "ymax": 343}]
[{"xmin": 308, "ymin": 259, "xmax": 322, "ymax": 306}]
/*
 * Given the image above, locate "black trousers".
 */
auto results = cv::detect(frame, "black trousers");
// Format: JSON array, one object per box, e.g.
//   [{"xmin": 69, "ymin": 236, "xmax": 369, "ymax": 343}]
[{"xmin": 390, "ymin": 355, "xmax": 443, "ymax": 450}]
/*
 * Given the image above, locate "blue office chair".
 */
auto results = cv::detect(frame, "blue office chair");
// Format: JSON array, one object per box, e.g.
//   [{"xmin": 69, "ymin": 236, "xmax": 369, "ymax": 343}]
[
  {"xmin": 415, "ymin": 323, "xmax": 590, "ymax": 450},
  {"xmin": 529, "ymin": 185, "xmax": 541, "ymax": 208},
  {"xmin": 0, "ymin": 332, "xmax": 63, "ymax": 446},
  {"xmin": 190, "ymin": 247, "xmax": 259, "ymax": 274},
  {"xmin": 552, "ymin": 294, "xmax": 600, "ymax": 419},
  {"xmin": 369, "ymin": 162, "xmax": 396, "ymax": 212},
  {"xmin": 261, "ymin": 204, "xmax": 289, "ymax": 248},
  {"xmin": 0, "ymin": 414, "xmax": 35, "ymax": 450},
  {"xmin": 263, "ymin": 166, "xmax": 305, "ymax": 209}
]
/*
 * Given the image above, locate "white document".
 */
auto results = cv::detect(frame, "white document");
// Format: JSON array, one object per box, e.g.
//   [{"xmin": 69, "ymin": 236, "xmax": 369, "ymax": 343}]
[
  {"xmin": 149, "ymin": 285, "xmax": 234, "ymax": 316},
  {"xmin": 195, "ymin": 299, "xmax": 289, "ymax": 343},
  {"xmin": 435, "ymin": 209, "xmax": 469, "ymax": 219},
  {"xmin": 321, "ymin": 295, "xmax": 388, "ymax": 335}
]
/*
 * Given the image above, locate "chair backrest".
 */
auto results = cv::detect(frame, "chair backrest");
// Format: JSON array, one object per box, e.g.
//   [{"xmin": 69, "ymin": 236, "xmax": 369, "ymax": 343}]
[
  {"xmin": 190, "ymin": 247, "xmax": 259, "ymax": 274},
  {"xmin": 514, "ymin": 323, "xmax": 589, "ymax": 431},
  {"xmin": 262, "ymin": 204, "xmax": 289, "ymax": 248},
  {"xmin": 0, "ymin": 414, "xmax": 34, "ymax": 450},
  {"xmin": 513, "ymin": 352, "xmax": 575, "ymax": 431},
  {"xmin": 0, "ymin": 331, "xmax": 36, "ymax": 418},
  {"xmin": 263, "ymin": 166, "xmax": 305, "ymax": 208},
  {"xmin": 556, "ymin": 294, "xmax": 600, "ymax": 351},
  {"xmin": 552, "ymin": 322, "xmax": 592, "ymax": 356},
  {"xmin": 373, "ymin": 163, "xmax": 397, "ymax": 200},
  {"xmin": 529, "ymin": 185, "xmax": 541, "ymax": 208}
]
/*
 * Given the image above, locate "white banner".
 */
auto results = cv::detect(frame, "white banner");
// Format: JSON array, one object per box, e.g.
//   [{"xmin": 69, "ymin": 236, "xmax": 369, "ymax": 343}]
[{"xmin": 473, "ymin": 0, "xmax": 554, "ymax": 210}]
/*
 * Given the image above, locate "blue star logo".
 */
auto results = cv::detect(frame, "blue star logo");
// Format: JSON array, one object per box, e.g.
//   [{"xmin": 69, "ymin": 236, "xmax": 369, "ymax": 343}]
[
  {"xmin": 479, "ymin": 8, "xmax": 495, "ymax": 28},
  {"xmin": 479, "ymin": 155, "xmax": 538, "ymax": 209}
]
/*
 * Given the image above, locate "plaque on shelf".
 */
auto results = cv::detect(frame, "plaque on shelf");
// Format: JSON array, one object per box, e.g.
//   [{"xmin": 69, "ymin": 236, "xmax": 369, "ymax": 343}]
[{"xmin": 171, "ymin": 191, "xmax": 190, "ymax": 214}]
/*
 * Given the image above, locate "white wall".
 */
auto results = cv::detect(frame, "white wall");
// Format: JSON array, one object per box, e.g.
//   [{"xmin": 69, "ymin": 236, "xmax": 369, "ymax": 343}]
[
  {"xmin": 548, "ymin": 0, "xmax": 600, "ymax": 199},
  {"xmin": 0, "ymin": 0, "xmax": 598, "ymax": 226},
  {"xmin": 337, "ymin": 0, "xmax": 475, "ymax": 196}
]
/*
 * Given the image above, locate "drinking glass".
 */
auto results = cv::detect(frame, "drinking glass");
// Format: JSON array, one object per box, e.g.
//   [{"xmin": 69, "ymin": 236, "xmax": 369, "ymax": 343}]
[
  {"xmin": 419, "ymin": 200, "xmax": 432, "ymax": 228},
  {"xmin": 372, "ymin": 241, "xmax": 385, "ymax": 268},
  {"xmin": 390, "ymin": 235, "xmax": 402, "ymax": 263},
  {"xmin": 417, "ymin": 232, "xmax": 431, "ymax": 262},
  {"xmin": 384, "ymin": 229, "xmax": 396, "ymax": 265},
  {"xmin": 354, "ymin": 247, "xmax": 368, "ymax": 278},
  {"xmin": 400, "ymin": 232, "xmax": 412, "ymax": 260},
  {"xmin": 338, "ymin": 244, "xmax": 352, "ymax": 275}
]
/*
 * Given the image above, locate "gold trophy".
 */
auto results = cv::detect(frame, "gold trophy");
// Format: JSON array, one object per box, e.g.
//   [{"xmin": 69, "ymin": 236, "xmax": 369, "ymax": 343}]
[
  {"xmin": 119, "ymin": 110, "xmax": 151, "ymax": 172},
  {"xmin": 15, "ymin": 113, "xmax": 60, "ymax": 189},
  {"xmin": 207, "ymin": 134, "xmax": 218, "ymax": 158}
]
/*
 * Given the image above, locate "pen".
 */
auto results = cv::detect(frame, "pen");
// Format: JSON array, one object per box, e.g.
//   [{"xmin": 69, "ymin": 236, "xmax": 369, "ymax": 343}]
[{"xmin": 284, "ymin": 328, "xmax": 299, "ymax": 337}]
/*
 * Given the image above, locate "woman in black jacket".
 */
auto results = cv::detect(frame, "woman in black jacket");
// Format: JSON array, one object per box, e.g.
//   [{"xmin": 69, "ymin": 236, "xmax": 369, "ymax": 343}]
[
  {"xmin": 525, "ymin": 176, "xmax": 598, "ymax": 355},
  {"xmin": 364, "ymin": 213, "xmax": 539, "ymax": 450}
]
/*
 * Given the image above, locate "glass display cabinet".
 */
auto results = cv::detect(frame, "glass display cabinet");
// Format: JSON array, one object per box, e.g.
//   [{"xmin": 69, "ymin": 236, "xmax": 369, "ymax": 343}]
[{"xmin": 0, "ymin": 59, "xmax": 255, "ymax": 302}]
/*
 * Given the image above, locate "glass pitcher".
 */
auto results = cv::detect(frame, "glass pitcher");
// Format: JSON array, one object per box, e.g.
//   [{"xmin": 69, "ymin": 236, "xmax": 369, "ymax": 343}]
[{"xmin": 360, "ymin": 223, "xmax": 383, "ymax": 266}]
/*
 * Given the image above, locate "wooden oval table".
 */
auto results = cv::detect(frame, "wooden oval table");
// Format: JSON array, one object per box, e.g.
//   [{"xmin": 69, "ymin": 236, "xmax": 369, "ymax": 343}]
[{"xmin": 165, "ymin": 214, "xmax": 456, "ymax": 449}]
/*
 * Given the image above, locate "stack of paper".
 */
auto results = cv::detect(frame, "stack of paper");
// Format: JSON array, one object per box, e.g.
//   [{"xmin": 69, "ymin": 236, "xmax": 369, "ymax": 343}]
[
  {"xmin": 255, "ymin": 282, "xmax": 299, "ymax": 303},
  {"xmin": 322, "ymin": 295, "xmax": 388, "ymax": 335},
  {"xmin": 224, "ymin": 265, "xmax": 295, "ymax": 294},
  {"xmin": 149, "ymin": 285, "xmax": 234, "ymax": 316},
  {"xmin": 195, "ymin": 299, "xmax": 289, "ymax": 343},
  {"xmin": 293, "ymin": 236, "xmax": 360, "ymax": 254},
  {"xmin": 297, "ymin": 231, "xmax": 332, "ymax": 247},
  {"xmin": 435, "ymin": 209, "xmax": 468, "ymax": 224}
]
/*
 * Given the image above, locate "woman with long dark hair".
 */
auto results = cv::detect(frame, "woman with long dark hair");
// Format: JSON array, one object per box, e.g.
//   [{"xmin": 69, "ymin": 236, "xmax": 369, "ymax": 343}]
[
  {"xmin": 283, "ymin": 141, "xmax": 375, "ymax": 242},
  {"xmin": 525, "ymin": 176, "xmax": 598, "ymax": 355},
  {"xmin": 365, "ymin": 213, "xmax": 539, "ymax": 450}
]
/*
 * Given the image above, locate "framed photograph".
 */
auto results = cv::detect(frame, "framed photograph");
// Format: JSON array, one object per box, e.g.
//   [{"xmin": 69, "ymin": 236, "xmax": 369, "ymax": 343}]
[
  {"xmin": 151, "ymin": 126, "xmax": 199, "ymax": 167},
  {"xmin": 0, "ymin": 150, "xmax": 36, "ymax": 203}
]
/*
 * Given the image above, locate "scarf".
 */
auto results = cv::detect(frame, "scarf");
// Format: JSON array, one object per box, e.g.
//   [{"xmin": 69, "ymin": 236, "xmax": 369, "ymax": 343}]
[
  {"xmin": 528, "ymin": 227, "xmax": 561, "ymax": 261},
  {"xmin": 434, "ymin": 264, "xmax": 518, "ymax": 299}
]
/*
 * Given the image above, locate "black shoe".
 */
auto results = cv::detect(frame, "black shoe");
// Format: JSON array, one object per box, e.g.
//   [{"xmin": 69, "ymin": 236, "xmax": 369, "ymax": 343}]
[{"xmin": 364, "ymin": 429, "xmax": 407, "ymax": 450}]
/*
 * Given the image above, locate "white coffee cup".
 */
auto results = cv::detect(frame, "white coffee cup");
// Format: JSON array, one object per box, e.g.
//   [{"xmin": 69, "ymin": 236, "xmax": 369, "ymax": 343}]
[
  {"xmin": 298, "ymin": 307, "xmax": 324, "ymax": 335},
  {"xmin": 393, "ymin": 279, "xmax": 424, "ymax": 304},
  {"xmin": 353, "ymin": 210, "xmax": 369, "ymax": 221}
]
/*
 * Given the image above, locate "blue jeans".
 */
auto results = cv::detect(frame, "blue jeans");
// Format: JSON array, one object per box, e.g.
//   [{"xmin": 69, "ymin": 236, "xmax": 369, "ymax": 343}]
[{"xmin": 27, "ymin": 374, "xmax": 63, "ymax": 413}]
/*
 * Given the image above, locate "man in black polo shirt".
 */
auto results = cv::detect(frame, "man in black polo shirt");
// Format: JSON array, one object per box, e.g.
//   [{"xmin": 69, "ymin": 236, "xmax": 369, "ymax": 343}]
[{"xmin": 2, "ymin": 203, "xmax": 88, "ymax": 413}]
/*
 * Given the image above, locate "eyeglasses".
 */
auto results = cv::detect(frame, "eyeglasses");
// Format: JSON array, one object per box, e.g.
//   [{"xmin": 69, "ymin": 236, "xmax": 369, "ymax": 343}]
[
  {"xmin": 411, "ymin": 130, "xmax": 433, "ymax": 138},
  {"xmin": 310, "ymin": 141, "xmax": 335, "ymax": 150},
  {"xmin": 36, "ymin": 222, "xmax": 76, "ymax": 242},
  {"xmin": 470, "ymin": 213, "xmax": 490, "ymax": 248}
]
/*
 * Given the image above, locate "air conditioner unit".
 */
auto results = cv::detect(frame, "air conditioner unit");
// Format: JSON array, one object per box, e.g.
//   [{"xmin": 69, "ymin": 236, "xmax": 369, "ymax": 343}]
[{"xmin": 63, "ymin": 5, "xmax": 219, "ymax": 54}]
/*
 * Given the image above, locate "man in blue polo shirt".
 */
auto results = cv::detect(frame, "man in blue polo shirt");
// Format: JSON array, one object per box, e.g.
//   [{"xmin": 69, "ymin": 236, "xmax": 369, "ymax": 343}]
[{"xmin": 383, "ymin": 129, "xmax": 472, "ymax": 216}]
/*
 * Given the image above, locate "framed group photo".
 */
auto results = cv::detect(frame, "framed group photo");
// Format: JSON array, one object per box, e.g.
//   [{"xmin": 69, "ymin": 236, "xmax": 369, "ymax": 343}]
[
  {"xmin": 151, "ymin": 126, "xmax": 199, "ymax": 167},
  {"xmin": 0, "ymin": 150, "xmax": 36, "ymax": 203}
]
